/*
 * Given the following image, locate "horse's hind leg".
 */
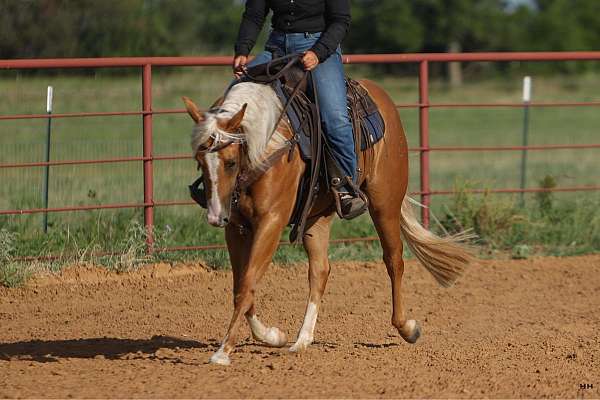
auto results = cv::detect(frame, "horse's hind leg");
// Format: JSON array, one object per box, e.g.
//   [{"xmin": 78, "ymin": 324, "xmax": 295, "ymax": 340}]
[
  {"xmin": 290, "ymin": 213, "xmax": 334, "ymax": 352},
  {"xmin": 367, "ymin": 191, "xmax": 421, "ymax": 344}
]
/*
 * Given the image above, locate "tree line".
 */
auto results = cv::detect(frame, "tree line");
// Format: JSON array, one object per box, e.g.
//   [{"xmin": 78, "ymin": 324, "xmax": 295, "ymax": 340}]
[{"xmin": 1, "ymin": 0, "xmax": 598, "ymax": 72}]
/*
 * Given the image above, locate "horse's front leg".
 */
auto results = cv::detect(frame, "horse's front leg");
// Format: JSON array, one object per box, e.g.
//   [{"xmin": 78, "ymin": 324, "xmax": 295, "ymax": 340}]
[
  {"xmin": 245, "ymin": 311, "xmax": 287, "ymax": 348},
  {"xmin": 290, "ymin": 213, "xmax": 334, "ymax": 352},
  {"xmin": 223, "ymin": 223, "xmax": 288, "ymax": 349},
  {"xmin": 210, "ymin": 215, "xmax": 289, "ymax": 365}
]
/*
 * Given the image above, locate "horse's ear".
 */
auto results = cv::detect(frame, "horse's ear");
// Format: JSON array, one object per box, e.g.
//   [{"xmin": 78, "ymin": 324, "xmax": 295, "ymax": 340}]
[
  {"xmin": 225, "ymin": 103, "xmax": 247, "ymax": 132},
  {"xmin": 182, "ymin": 96, "xmax": 205, "ymax": 123}
]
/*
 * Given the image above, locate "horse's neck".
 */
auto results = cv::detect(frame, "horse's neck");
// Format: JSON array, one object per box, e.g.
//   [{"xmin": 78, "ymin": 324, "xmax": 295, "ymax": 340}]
[{"xmin": 239, "ymin": 132, "xmax": 305, "ymax": 217}]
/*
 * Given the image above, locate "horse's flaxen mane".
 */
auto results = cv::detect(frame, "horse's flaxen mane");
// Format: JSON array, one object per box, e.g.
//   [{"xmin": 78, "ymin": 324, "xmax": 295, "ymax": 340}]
[{"xmin": 190, "ymin": 82, "xmax": 288, "ymax": 169}]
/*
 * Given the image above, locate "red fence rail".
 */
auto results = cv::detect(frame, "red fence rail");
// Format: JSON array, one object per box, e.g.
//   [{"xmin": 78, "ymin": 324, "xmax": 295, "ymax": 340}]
[{"xmin": 1, "ymin": 52, "xmax": 600, "ymax": 253}]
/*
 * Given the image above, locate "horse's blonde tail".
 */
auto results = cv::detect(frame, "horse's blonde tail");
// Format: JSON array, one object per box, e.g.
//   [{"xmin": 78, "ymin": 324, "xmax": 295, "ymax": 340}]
[{"xmin": 400, "ymin": 197, "xmax": 475, "ymax": 288}]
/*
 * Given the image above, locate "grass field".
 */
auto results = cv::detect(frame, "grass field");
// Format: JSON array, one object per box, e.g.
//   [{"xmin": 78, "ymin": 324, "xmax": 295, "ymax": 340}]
[{"xmin": 0, "ymin": 66, "xmax": 599, "ymax": 273}]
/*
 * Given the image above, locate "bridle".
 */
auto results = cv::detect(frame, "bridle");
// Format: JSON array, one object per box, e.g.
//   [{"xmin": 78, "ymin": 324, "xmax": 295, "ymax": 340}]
[
  {"xmin": 197, "ymin": 110, "xmax": 247, "ymax": 153},
  {"xmin": 189, "ymin": 134, "xmax": 295, "ymax": 210},
  {"xmin": 188, "ymin": 124, "xmax": 246, "ymax": 209}
]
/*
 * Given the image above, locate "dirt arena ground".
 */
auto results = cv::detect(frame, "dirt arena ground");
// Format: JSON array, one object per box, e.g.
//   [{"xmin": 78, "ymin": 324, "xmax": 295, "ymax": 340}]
[{"xmin": 1, "ymin": 255, "xmax": 599, "ymax": 398}]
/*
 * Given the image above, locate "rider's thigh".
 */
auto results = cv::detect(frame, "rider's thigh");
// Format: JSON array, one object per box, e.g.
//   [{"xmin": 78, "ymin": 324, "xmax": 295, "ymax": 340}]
[{"xmin": 311, "ymin": 49, "xmax": 350, "ymax": 127}]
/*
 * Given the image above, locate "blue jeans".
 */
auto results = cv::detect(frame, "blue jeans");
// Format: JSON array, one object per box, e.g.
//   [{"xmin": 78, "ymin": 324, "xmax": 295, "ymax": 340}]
[{"xmin": 248, "ymin": 31, "xmax": 357, "ymax": 183}]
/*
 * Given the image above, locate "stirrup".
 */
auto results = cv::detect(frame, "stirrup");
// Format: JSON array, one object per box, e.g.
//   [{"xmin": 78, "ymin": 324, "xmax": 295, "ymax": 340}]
[{"xmin": 332, "ymin": 178, "xmax": 369, "ymax": 220}]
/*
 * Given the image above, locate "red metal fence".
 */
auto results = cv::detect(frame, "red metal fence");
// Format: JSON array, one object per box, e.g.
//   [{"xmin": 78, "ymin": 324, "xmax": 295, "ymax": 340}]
[{"xmin": 1, "ymin": 52, "xmax": 600, "ymax": 254}]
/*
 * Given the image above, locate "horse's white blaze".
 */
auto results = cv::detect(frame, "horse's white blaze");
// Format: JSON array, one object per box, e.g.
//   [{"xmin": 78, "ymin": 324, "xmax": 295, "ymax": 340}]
[
  {"xmin": 247, "ymin": 315, "xmax": 287, "ymax": 347},
  {"xmin": 290, "ymin": 302, "xmax": 318, "ymax": 352},
  {"xmin": 205, "ymin": 152, "xmax": 222, "ymax": 224}
]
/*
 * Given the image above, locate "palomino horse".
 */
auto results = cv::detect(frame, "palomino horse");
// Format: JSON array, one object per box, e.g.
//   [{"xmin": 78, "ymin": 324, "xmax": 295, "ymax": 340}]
[{"xmin": 183, "ymin": 79, "xmax": 472, "ymax": 365}]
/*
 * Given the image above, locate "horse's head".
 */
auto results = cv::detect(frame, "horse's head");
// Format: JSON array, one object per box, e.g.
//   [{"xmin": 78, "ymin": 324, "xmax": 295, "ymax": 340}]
[{"xmin": 183, "ymin": 96, "xmax": 247, "ymax": 228}]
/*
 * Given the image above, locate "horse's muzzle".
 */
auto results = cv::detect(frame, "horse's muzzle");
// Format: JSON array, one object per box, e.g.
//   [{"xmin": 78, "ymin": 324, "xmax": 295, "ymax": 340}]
[
  {"xmin": 207, "ymin": 214, "xmax": 230, "ymax": 228},
  {"xmin": 189, "ymin": 174, "xmax": 233, "ymax": 228}
]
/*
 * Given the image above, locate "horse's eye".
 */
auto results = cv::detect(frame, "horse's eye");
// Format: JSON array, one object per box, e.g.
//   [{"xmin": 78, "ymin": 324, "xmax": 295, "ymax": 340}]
[{"xmin": 224, "ymin": 160, "xmax": 237, "ymax": 170}]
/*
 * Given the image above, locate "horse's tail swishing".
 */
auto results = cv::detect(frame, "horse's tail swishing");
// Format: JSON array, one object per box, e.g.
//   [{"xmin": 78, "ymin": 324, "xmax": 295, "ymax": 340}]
[{"xmin": 400, "ymin": 197, "xmax": 474, "ymax": 288}]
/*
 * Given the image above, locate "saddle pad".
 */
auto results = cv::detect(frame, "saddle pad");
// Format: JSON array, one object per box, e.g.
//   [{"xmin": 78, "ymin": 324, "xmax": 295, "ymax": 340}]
[
  {"xmin": 346, "ymin": 78, "xmax": 385, "ymax": 152},
  {"xmin": 358, "ymin": 106, "xmax": 385, "ymax": 151}
]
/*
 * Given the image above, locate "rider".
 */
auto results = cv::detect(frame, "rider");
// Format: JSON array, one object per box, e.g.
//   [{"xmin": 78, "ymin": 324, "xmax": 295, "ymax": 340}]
[{"xmin": 233, "ymin": 0, "xmax": 367, "ymax": 219}]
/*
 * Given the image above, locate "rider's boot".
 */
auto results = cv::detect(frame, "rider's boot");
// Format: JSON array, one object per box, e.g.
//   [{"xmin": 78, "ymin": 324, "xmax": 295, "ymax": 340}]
[
  {"xmin": 332, "ymin": 178, "xmax": 368, "ymax": 220},
  {"xmin": 339, "ymin": 192, "xmax": 368, "ymax": 219}
]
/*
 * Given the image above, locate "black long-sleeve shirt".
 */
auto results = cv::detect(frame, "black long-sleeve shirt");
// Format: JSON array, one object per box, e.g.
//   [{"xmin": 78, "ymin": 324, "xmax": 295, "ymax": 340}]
[{"xmin": 234, "ymin": 0, "xmax": 351, "ymax": 63}]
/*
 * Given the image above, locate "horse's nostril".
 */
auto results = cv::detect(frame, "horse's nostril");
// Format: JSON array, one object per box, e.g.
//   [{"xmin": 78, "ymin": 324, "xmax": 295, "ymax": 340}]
[{"xmin": 222, "ymin": 217, "xmax": 230, "ymax": 224}]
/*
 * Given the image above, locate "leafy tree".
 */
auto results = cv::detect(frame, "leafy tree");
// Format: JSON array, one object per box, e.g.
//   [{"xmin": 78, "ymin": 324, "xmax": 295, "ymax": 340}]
[
  {"xmin": 1, "ymin": 0, "xmax": 599, "ymax": 76},
  {"xmin": 347, "ymin": 0, "xmax": 424, "ymax": 54}
]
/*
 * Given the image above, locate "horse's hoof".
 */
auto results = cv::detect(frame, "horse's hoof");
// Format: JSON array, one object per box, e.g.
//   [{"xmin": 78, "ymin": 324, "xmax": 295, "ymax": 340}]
[
  {"xmin": 264, "ymin": 327, "xmax": 288, "ymax": 348},
  {"xmin": 289, "ymin": 337, "xmax": 312, "ymax": 353},
  {"xmin": 209, "ymin": 351, "xmax": 231, "ymax": 366},
  {"xmin": 400, "ymin": 320, "xmax": 421, "ymax": 344},
  {"xmin": 289, "ymin": 342, "xmax": 307, "ymax": 353}
]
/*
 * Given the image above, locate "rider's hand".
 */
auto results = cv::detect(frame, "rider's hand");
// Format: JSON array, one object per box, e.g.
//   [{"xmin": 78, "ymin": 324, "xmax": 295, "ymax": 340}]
[
  {"xmin": 233, "ymin": 55, "xmax": 248, "ymax": 78},
  {"xmin": 302, "ymin": 51, "xmax": 319, "ymax": 71}
]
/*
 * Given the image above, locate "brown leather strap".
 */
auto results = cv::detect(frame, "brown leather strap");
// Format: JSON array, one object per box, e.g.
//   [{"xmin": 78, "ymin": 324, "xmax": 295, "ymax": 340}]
[
  {"xmin": 243, "ymin": 54, "xmax": 303, "ymax": 83},
  {"xmin": 289, "ymin": 71, "xmax": 322, "ymax": 243},
  {"xmin": 268, "ymin": 72, "xmax": 308, "ymax": 143},
  {"xmin": 237, "ymin": 141, "xmax": 294, "ymax": 190}
]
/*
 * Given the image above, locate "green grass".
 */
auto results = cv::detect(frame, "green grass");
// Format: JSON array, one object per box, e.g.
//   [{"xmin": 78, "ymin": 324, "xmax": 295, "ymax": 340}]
[
  {"xmin": 0, "ymin": 229, "xmax": 33, "ymax": 287},
  {"xmin": 439, "ymin": 180, "xmax": 600, "ymax": 257},
  {"xmin": 1, "ymin": 68, "xmax": 599, "ymax": 285}
]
